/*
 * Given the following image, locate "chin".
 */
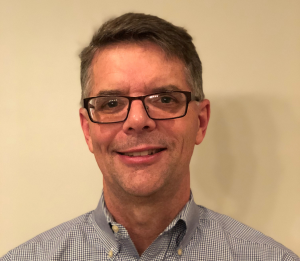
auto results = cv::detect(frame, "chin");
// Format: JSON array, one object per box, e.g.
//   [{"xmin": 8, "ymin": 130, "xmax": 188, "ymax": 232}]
[{"xmin": 122, "ymin": 183, "xmax": 164, "ymax": 198}]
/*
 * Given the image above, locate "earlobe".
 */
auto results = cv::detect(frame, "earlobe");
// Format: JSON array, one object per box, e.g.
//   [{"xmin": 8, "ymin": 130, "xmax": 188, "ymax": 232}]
[
  {"xmin": 195, "ymin": 99, "xmax": 210, "ymax": 145},
  {"xmin": 79, "ymin": 108, "xmax": 94, "ymax": 153}
]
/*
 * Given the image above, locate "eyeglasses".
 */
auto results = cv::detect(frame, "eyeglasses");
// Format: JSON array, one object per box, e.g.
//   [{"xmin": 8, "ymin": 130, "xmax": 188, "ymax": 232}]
[{"xmin": 83, "ymin": 91, "xmax": 198, "ymax": 124}]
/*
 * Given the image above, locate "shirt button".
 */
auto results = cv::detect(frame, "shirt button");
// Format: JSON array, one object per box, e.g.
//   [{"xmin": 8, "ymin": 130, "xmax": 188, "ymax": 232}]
[
  {"xmin": 112, "ymin": 225, "xmax": 119, "ymax": 233},
  {"xmin": 177, "ymin": 248, "xmax": 183, "ymax": 256},
  {"xmin": 108, "ymin": 250, "xmax": 113, "ymax": 258}
]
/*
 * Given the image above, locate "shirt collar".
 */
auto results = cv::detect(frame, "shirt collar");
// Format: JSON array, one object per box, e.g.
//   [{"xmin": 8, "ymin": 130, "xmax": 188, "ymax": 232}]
[
  {"xmin": 174, "ymin": 192, "xmax": 200, "ymax": 250},
  {"xmin": 92, "ymin": 193, "xmax": 118, "ymax": 253},
  {"xmin": 92, "ymin": 191, "xmax": 200, "ymax": 251}
]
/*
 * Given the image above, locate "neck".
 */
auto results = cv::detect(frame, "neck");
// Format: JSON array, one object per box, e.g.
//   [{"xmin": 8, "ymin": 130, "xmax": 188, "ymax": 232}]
[{"xmin": 103, "ymin": 183, "xmax": 190, "ymax": 256}]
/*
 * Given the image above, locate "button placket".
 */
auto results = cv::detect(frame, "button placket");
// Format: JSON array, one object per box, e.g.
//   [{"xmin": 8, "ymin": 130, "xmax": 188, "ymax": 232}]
[{"xmin": 107, "ymin": 248, "xmax": 118, "ymax": 260}]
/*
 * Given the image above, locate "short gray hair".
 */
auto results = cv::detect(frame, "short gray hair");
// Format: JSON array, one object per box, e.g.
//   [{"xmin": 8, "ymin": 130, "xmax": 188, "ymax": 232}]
[{"xmin": 79, "ymin": 13, "xmax": 204, "ymax": 106}]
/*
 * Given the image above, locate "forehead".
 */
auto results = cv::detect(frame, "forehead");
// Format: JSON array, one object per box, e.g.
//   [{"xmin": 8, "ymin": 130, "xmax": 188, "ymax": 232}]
[{"xmin": 90, "ymin": 42, "xmax": 190, "ymax": 96}]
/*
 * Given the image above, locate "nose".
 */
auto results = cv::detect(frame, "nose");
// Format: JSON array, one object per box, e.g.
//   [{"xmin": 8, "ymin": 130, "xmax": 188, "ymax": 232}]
[{"xmin": 122, "ymin": 100, "xmax": 156, "ymax": 134}]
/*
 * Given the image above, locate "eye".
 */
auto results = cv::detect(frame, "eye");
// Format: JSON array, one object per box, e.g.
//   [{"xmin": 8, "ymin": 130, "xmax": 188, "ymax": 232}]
[
  {"xmin": 98, "ymin": 98, "xmax": 121, "ymax": 110},
  {"xmin": 147, "ymin": 93, "xmax": 180, "ymax": 106},
  {"xmin": 106, "ymin": 100, "xmax": 118, "ymax": 108},
  {"xmin": 161, "ymin": 96, "xmax": 173, "ymax": 103},
  {"xmin": 96, "ymin": 97, "xmax": 128, "ymax": 113}
]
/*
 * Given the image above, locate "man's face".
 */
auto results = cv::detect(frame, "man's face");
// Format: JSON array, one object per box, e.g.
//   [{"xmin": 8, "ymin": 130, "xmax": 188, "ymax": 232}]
[{"xmin": 80, "ymin": 42, "xmax": 209, "ymax": 198}]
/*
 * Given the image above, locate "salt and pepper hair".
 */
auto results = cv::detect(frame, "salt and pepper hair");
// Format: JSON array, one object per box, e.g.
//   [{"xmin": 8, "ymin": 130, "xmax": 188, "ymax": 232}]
[{"xmin": 79, "ymin": 13, "xmax": 204, "ymax": 106}]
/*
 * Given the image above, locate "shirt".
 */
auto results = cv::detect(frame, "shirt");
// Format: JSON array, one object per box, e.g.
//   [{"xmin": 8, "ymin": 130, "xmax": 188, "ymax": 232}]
[{"xmin": 1, "ymin": 193, "xmax": 299, "ymax": 260}]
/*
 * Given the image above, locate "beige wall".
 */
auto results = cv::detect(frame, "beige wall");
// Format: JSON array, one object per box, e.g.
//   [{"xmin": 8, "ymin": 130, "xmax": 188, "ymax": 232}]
[{"xmin": 1, "ymin": 0, "xmax": 299, "ymax": 256}]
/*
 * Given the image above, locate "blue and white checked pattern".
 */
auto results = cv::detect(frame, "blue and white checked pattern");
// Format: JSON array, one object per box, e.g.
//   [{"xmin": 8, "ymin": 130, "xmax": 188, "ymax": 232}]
[{"xmin": 1, "ymin": 192, "xmax": 299, "ymax": 260}]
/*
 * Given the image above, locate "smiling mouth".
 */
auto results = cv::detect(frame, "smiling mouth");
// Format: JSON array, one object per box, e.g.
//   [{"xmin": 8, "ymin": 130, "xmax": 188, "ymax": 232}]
[{"xmin": 118, "ymin": 148, "xmax": 165, "ymax": 157}]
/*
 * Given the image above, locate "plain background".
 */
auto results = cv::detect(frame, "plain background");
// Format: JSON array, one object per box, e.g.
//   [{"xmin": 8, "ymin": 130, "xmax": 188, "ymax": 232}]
[{"xmin": 0, "ymin": 0, "xmax": 299, "ymax": 256}]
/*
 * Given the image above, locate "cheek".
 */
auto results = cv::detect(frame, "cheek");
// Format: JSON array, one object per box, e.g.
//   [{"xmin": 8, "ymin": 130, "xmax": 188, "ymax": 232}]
[
  {"xmin": 90, "ymin": 124, "xmax": 121, "ymax": 154},
  {"xmin": 178, "ymin": 117, "xmax": 199, "ymax": 152},
  {"xmin": 160, "ymin": 117, "xmax": 198, "ymax": 152}
]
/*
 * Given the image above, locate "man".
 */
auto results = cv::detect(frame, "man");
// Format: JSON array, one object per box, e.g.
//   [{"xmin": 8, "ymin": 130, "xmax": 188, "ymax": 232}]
[{"xmin": 1, "ymin": 13, "xmax": 299, "ymax": 261}]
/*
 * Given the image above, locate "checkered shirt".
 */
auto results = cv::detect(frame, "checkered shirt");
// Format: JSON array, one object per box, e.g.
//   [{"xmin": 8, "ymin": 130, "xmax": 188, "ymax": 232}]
[{"xmin": 1, "ymin": 192, "xmax": 299, "ymax": 260}]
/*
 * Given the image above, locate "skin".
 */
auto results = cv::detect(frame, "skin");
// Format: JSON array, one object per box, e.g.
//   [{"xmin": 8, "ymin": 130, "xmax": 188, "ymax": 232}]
[{"xmin": 80, "ymin": 42, "xmax": 210, "ymax": 255}]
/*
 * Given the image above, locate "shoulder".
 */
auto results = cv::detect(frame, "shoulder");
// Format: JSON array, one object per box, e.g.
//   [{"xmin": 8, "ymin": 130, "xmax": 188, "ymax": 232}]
[
  {"xmin": 195, "ymin": 205, "xmax": 299, "ymax": 260},
  {"xmin": 0, "ymin": 211, "xmax": 100, "ymax": 261}
]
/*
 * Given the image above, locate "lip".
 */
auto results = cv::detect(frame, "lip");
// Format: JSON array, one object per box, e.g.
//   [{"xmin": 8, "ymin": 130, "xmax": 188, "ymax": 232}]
[
  {"xmin": 117, "ymin": 146, "xmax": 166, "ymax": 154},
  {"xmin": 115, "ymin": 146, "xmax": 167, "ymax": 165}
]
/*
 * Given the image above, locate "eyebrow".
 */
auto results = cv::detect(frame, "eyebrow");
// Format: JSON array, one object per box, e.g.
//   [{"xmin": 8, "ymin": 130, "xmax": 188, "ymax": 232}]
[
  {"xmin": 94, "ymin": 90, "xmax": 125, "ymax": 96},
  {"xmin": 150, "ymin": 85, "xmax": 182, "ymax": 93},
  {"xmin": 94, "ymin": 85, "xmax": 183, "ymax": 97}
]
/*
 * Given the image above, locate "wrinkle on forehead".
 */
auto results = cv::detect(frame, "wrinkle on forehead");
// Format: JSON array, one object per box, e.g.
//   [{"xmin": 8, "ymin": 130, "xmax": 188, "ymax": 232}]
[{"xmin": 90, "ymin": 42, "xmax": 189, "ymax": 97}]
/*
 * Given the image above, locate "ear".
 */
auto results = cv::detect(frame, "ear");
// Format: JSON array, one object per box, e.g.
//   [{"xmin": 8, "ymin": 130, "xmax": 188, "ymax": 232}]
[
  {"xmin": 79, "ymin": 108, "xmax": 94, "ymax": 153},
  {"xmin": 195, "ymin": 99, "xmax": 210, "ymax": 145}
]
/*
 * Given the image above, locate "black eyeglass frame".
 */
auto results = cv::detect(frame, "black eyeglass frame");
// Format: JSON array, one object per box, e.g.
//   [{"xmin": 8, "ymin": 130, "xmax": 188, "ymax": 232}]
[{"xmin": 83, "ymin": 91, "xmax": 198, "ymax": 124}]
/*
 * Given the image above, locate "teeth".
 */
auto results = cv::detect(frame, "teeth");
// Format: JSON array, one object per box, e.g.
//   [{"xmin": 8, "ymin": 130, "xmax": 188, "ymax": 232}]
[{"xmin": 123, "ymin": 149, "xmax": 161, "ymax": 157}]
